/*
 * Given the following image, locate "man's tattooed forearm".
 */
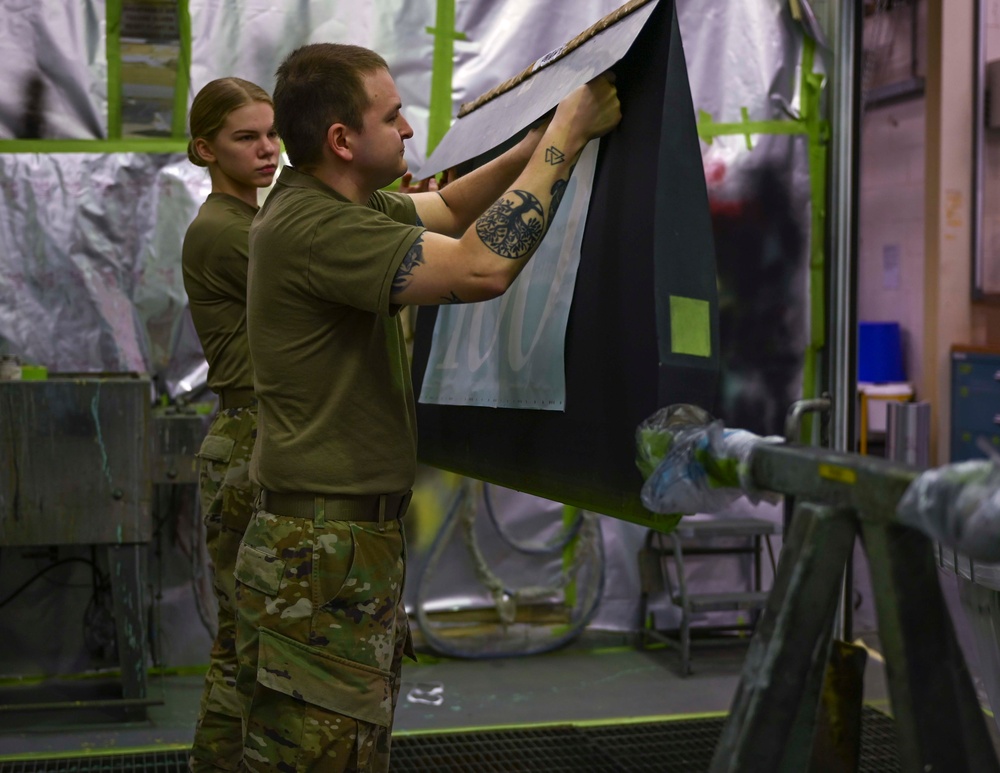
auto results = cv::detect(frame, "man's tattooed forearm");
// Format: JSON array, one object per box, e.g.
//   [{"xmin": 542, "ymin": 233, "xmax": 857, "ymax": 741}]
[
  {"xmin": 393, "ymin": 233, "xmax": 425, "ymax": 293},
  {"xmin": 476, "ymin": 190, "xmax": 544, "ymax": 259}
]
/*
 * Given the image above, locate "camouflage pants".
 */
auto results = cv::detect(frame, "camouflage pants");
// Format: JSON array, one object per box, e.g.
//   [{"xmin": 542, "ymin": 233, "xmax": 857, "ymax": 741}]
[
  {"xmin": 190, "ymin": 404, "xmax": 258, "ymax": 773},
  {"xmin": 234, "ymin": 508, "xmax": 411, "ymax": 772}
]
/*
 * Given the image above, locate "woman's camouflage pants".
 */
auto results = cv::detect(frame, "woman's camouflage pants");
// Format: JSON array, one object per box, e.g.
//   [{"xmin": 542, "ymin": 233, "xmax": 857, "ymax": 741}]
[{"xmin": 189, "ymin": 404, "xmax": 257, "ymax": 772}]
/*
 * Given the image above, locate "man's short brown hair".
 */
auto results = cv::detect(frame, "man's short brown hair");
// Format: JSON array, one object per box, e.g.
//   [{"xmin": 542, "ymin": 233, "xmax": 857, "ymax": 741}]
[{"xmin": 274, "ymin": 43, "xmax": 389, "ymax": 169}]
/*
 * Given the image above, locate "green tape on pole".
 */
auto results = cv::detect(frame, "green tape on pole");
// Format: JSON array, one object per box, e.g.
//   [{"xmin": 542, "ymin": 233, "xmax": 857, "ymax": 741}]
[
  {"xmin": 697, "ymin": 109, "xmax": 808, "ymax": 145},
  {"xmin": 106, "ymin": 0, "xmax": 122, "ymax": 139},
  {"xmin": 425, "ymin": 0, "xmax": 466, "ymax": 159},
  {"xmin": 800, "ymin": 35, "xmax": 829, "ymax": 406},
  {"xmin": 696, "ymin": 32, "xmax": 831, "ymax": 411},
  {"xmin": 669, "ymin": 295, "xmax": 711, "ymax": 357},
  {"xmin": 562, "ymin": 504, "xmax": 578, "ymax": 609},
  {"xmin": 172, "ymin": 0, "xmax": 192, "ymax": 139},
  {"xmin": 739, "ymin": 106, "xmax": 753, "ymax": 149}
]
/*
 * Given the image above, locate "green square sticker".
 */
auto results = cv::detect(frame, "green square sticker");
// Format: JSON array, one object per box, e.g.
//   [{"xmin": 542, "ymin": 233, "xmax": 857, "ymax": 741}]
[{"xmin": 669, "ymin": 296, "xmax": 711, "ymax": 357}]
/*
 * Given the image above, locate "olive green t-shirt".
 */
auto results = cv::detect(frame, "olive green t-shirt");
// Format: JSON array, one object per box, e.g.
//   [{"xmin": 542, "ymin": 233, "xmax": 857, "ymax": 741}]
[
  {"xmin": 181, "ymin": 193, "xmax": 257, "ymax": 393},
  {"xmin": 247, "ymin": 166, "xmax": 424, "ymax": 495}
]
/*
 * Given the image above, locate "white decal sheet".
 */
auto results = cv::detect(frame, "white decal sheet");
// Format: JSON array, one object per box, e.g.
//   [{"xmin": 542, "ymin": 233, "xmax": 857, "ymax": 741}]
[{"xmin": 418, "ymin": 140, "xmax": 598, "ymax": 411}]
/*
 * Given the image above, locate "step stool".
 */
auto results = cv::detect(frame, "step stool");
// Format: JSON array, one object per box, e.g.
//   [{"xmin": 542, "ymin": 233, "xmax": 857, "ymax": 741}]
[{"xmin": 638, "ymin": 517, "xmax": 780, "ymax": 674}]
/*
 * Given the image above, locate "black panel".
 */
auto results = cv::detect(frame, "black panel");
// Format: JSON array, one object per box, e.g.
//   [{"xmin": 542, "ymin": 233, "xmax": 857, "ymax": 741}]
[{"xmin": 411, "ymin": 0, "xmax": 718, "ymax": 522}]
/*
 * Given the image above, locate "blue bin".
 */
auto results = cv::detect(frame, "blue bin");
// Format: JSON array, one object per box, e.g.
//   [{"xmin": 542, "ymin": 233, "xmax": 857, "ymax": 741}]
[{"xmin": 858, "ymin": 321, "xmax": 905, "ymax": 383}]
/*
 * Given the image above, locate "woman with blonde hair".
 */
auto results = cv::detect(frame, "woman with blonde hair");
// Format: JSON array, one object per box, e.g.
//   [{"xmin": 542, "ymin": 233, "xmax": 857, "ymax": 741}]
[{"xmin": 181, "ymin": 77, "xmax": 279, "ymax": 773}]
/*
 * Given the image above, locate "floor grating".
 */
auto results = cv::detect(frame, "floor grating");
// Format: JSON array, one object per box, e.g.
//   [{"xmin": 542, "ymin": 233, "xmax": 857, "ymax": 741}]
[
  {"xmin": 0, "ymin": 751, "xmax": 190, "ymax": 772},
  {"xmin": 0, "ymin": 707, "xmax": 899, "ymax": 772},
  {"xmin": 390, "ymin": 706, "xmax": 900, "ymax": 772}
]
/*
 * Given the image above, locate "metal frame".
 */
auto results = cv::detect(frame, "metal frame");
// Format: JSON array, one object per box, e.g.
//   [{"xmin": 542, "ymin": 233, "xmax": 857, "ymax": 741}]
[
  {"xmin": 639, "ymin": 523, "xmax": 777, "ymax": 675},
  {"xmin": 709, "ymin": 441, "xmax": 1000, "ymax": 772}
]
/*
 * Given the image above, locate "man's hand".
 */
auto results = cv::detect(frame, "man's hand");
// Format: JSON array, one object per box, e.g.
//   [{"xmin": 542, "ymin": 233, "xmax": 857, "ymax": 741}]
[
  {"xmin": 393, "ymin": 73, "xmax": 622, "ymax": 308},
  {"xmin": 552, "ymin": 73, "xmax": 621, "ymax": 143}
]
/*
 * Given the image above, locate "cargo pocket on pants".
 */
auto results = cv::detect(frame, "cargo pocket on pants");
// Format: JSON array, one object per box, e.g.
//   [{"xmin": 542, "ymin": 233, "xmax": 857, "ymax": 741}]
[
  {"xmin": 197, "ymin": 433, "xmax": 235, "ymax": 464},
  {"xmin": 234, "ymin": 541, "xmax": 285, "ymax": 596},
  {"xmin": 257, "ymin": 626, "xmax": 393, "ymax": 728}
]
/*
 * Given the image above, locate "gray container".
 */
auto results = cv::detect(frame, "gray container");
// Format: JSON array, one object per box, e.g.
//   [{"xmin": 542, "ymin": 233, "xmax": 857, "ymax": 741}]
[{"xmin": 886, "ymin": 400, "xmax": 931, "ymax": 469}]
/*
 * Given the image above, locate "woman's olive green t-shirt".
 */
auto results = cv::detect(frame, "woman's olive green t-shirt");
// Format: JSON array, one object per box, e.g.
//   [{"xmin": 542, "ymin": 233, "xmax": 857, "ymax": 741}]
[{"xmin": 182, "ymin": 193, "xmax": 258, "ymax": 393}]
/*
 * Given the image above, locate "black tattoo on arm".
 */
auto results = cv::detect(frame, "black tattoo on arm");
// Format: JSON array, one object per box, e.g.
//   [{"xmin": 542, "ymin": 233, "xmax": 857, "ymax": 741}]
[
  {"xmin": 393, "ymin": 233, "xmax": 425, "ymax": 294},
  {"xmin": 544, "ymin": 146, "xmax": 566, "ymax": 165},
  {"xmin": 550, "ymin": 180, "xmax": 567, "ymax": 222},
  {"xmin": 440, "ymin": 291, "xmax": 464, "ymax": 304},
  {"xmin": 548, "ymin": 162, "xmax": 576, "ymax": 222},
  {"xmin": 475, "ymin": 190, "xmax": 545, "ymax": 259}
]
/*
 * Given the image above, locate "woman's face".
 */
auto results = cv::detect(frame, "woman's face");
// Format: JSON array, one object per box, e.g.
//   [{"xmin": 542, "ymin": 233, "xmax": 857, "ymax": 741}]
[{"xmin": 203, "ymin": 102, "xmax": 280, "ymax": 192}]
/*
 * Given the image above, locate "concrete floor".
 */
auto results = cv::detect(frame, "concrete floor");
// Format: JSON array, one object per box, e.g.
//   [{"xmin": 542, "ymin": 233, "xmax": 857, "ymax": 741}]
[{"xmin": 0, "ymin": 630, "xmax": 896, "ymax": 763}]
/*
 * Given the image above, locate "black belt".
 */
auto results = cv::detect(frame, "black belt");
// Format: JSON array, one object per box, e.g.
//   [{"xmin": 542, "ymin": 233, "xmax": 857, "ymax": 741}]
[
  {"xmin": 259, "ymin": 489, "xmax": 412, "ymax": 524},
  {"xmin": 219, "ymin": 388, "xmax": 256, "ymax": 410}
]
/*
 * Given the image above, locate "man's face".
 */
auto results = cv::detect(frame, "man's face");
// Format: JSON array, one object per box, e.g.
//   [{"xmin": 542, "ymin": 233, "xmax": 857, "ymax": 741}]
[{"xmin": 353, "ymin": 68, "xmax": 413, "ymax": 189}]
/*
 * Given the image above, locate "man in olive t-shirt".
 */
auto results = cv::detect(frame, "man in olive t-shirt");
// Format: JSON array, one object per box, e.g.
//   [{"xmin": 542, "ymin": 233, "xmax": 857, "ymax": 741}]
[
  {"xmin": 248, "ymin": 173, "xmax": 420, "ymax": 497},
  {"xmin": 236, "ymin": 42, "xmax": 620, "ymax": 772}
]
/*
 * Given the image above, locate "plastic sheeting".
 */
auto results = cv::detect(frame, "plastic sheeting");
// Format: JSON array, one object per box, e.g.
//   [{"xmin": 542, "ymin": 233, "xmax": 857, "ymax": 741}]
[
  {"xmin": 636, "ymin": 404, "xmax": 783, "ymax": 518},
  {"xmin": 0, "ymin": 0, "xmax": 106, "ymax": 140},
  {"xmin": 188, "ymin": 1, "xmax": 626, "ymax": 172},
  {"xmin": 899, "ymin": 459, "xmax": 1000, "ymax": 563},
  {"xmin": 677, "ymin": 0, "xmax": 821, "ymax": 438},
  {"xmin": 0, "ymin": 153, "xmax": 207, "ymax": 379}
]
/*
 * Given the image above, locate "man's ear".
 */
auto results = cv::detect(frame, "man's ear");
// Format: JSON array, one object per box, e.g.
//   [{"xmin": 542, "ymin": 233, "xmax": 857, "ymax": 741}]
[
  {"xmin": 327, "ymin": 123, "xmax": 353, "ymax": 162},
  {"xmin": 193, "ymin": 137, "xmax": 215, "ymax": 164}
]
